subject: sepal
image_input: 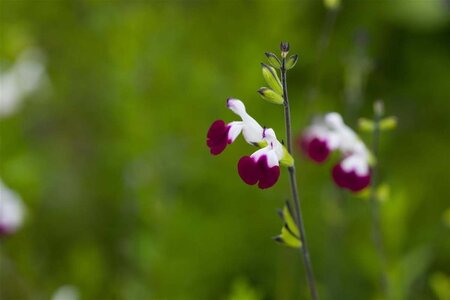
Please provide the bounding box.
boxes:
[265,52,281,69]
[257,87,284,105]
[279,146,294,167]
[274,201,301,248]
[285,54,298,70]
[261,63,283,95]
[379,116,398,130]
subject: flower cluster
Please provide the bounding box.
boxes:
[299,112,372,192]
[207,99,293,189]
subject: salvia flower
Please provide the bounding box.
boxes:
[0,180,25,236]
[207,99,293,189]
[299,112,372,192]
[237,128,284,189]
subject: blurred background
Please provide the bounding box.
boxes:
[1,0,449,299]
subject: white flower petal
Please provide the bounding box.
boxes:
[341,154,369,176]
[227,121,243,143]
[227,99,264,144]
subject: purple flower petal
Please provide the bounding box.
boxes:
[299,135,331,163]
[257,155,280,189]
[332,163,371,192]
[207,120,230,155]
[238,156,259,185]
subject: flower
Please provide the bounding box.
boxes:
[0,180,25,236]
[332,152,371,192]
[237,128,283,189]
[207,99,292,189]
[207,99,264,155]
[299,112,371,192]
[299,117,339,163]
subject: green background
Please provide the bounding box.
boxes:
[1,0,449,299]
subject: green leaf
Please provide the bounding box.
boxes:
[264,52,281,69]
[261,63,283,95]
[257,87,284,105]
[285,54,298,70]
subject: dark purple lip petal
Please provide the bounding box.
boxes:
[238,156,259,185]
[332,163,371,192]
[237,155,280,189]
[207,120,230,155]
[300,135,330,163]
[332,163,349,189]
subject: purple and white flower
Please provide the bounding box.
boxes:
[207,99,291,189]
[299,117,339,163]
[300,112,372,192]
[238,128,284,189]
[207,99,264,155]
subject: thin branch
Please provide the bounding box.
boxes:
[280,47,319,300]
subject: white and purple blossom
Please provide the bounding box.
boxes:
[299,117,339,163]
[237,128,284,189]
[207,99,264,155]
[207,99,291,189]
[299,112,371,192]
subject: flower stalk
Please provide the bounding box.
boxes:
[369,100,389,298]
[280,43,319,300]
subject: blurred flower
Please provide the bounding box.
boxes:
[299,117,339,163]
[207,99,292,189]
[0,179,25,235]
[0,48,47,118]
[299,112,371,192]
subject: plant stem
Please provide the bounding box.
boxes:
[369,103,389,298]
[281,57,319,300]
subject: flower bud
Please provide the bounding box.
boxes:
[280,42,290,58]
[265,52,281,69]
[324,0,340,10]
[261,63,283,95]
[358,118,374,132]
[257,87,284,105]
[379,116,398,130]
[374,100,385,117]
[285,54,298,70]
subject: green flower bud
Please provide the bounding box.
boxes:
[265,52,281,69]
[257,87,284,105]
[358,118,374,132]
[280,41,290,58]
[324,0,340,10]
[261,63,283,95]
[285,54,298,70]
[379,116,398,130]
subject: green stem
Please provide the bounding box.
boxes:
[369,104,389,298]
[281,57,319,300]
